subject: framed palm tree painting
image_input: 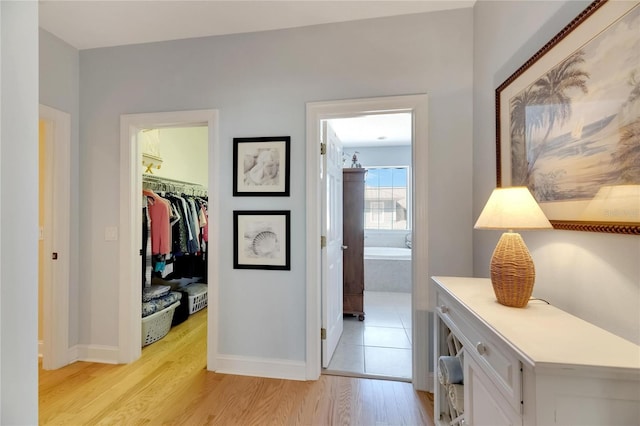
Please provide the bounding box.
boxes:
[496,0,640,235]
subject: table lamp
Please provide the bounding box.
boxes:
[475,187,552,308]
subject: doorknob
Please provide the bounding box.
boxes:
[341,245,348,250]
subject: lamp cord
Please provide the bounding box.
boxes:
[529,297,550,304]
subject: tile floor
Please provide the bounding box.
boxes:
[324,291,412,381]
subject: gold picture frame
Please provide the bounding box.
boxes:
[496,0,640,235]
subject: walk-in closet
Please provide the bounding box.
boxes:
[139,127,209,348]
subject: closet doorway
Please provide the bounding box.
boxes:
[305,95,431,390]
[141,127,208,352]
[38,104,71,370]
[119,110,219,367]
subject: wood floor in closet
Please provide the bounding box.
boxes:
[39,308,435,425]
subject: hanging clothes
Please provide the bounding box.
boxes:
[143,189,172,256]
[142,203,152,287]
[186,197,201,254]
[198,200,208,243]
[142,178,208,282]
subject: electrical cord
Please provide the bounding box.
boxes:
[529,297,550,304]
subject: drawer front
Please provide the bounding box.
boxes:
[436,289,522,413]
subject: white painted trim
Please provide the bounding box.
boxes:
[119,110,220,368]
[305,95,429,388]
[216,354,307,381]
[411,96,431,392]
[74,344,119,364]
[39,104,71,370]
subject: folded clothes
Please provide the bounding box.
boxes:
[438,355,464,385]
[142,291,181,317]
[142,284,171,302]
[182,283,208,296]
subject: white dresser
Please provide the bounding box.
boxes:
[432,276,640,426]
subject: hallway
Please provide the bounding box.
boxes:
[39,307,433,425]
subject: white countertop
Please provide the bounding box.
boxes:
[432,276,640,372]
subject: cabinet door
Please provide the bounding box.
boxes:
[464,353,521,426]
[342,169,365,315]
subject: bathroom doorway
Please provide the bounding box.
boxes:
[305,94,430,389]
[324,113,414,381]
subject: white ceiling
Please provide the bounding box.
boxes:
[329,113,412,148]
[38,0,473,148]
[39,0,474,50]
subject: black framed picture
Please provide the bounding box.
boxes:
[233,210,291,270]
[233,136,290,196]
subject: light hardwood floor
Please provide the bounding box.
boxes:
[39,308,434,425]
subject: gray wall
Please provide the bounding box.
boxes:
[1,2,39,423]
[473,1,640,344]
[77,9,474,361]
[353,145,411,168]
[39,29,81,347]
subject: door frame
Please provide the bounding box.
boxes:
[305,94,430,389]
[39,104,71,370]
[119,109,219,366]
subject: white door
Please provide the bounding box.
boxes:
[39,105,71,370]
[321,121,344,368]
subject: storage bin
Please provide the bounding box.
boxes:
[185,284,208,314]
[141,301,180,347]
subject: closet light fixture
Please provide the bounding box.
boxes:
[141,129,163,174]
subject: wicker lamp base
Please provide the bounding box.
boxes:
[490,232,535,308]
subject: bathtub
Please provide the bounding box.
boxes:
[364,246,412,292]
[364,246,412,261]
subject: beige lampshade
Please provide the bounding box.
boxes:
[475,187,552,230]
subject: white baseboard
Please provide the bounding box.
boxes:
[214,354,307,381]
[74,344,120,364]
[40,344,127,368]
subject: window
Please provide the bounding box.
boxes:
[364,167,410,230]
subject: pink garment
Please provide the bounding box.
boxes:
[199,202,208,243]
[143,189,172,255]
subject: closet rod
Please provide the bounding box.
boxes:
[142,175,206,187]
[143,175,208,197]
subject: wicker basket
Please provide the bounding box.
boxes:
[142,301,180,346]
